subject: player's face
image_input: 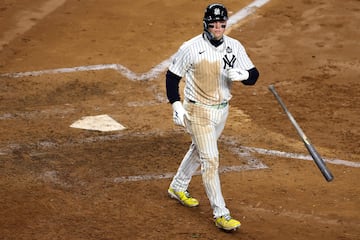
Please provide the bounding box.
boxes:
[208,21,227,40]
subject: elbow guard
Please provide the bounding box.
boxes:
[166,70,182,104]
[242,67,259,85]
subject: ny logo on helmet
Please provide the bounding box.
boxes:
[214,8,221,15]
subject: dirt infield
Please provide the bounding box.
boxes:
[1,0,359,239]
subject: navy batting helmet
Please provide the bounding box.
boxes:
[203,3,228,29]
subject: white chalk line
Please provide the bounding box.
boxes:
[0,0,271,80]
[112,134,269,183]
[112,164,267,184]
[0,107,77,120]
[243,146,360,168]
[0,130,358,169]
[1,130,358,177]
[0,129,268,181]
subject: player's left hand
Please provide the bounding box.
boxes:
[172,101,188,127]
[228,68,249,81]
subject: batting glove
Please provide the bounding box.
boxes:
[172,101,188,127]
[228,68,249,81]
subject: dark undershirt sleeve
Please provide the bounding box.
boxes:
[242,67,259,85]
[166,70,182,104]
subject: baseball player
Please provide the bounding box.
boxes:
[166,3,259,231]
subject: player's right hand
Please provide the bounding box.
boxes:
[228,68,249,81]
[172,101,188,127]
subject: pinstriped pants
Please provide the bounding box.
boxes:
[169,100,230,218]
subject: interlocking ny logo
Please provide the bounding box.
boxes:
[223,55,236,69]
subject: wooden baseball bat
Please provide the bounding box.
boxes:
[268,85,334,182]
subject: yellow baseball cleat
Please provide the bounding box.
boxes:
[168,188,199,207]
[215,215,241,231]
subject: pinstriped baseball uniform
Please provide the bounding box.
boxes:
[169,33,255,218]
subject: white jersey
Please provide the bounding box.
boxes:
[169,33,255,105]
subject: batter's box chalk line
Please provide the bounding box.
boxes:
[112,162,268,184]
[112,136,269,184]
[0,0,271,80]
[110,135,359,184]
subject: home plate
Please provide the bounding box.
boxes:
[70,114,126,132]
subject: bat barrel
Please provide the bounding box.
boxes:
[305,143,334,182]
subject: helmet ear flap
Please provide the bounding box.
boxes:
[203,20,208,30]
